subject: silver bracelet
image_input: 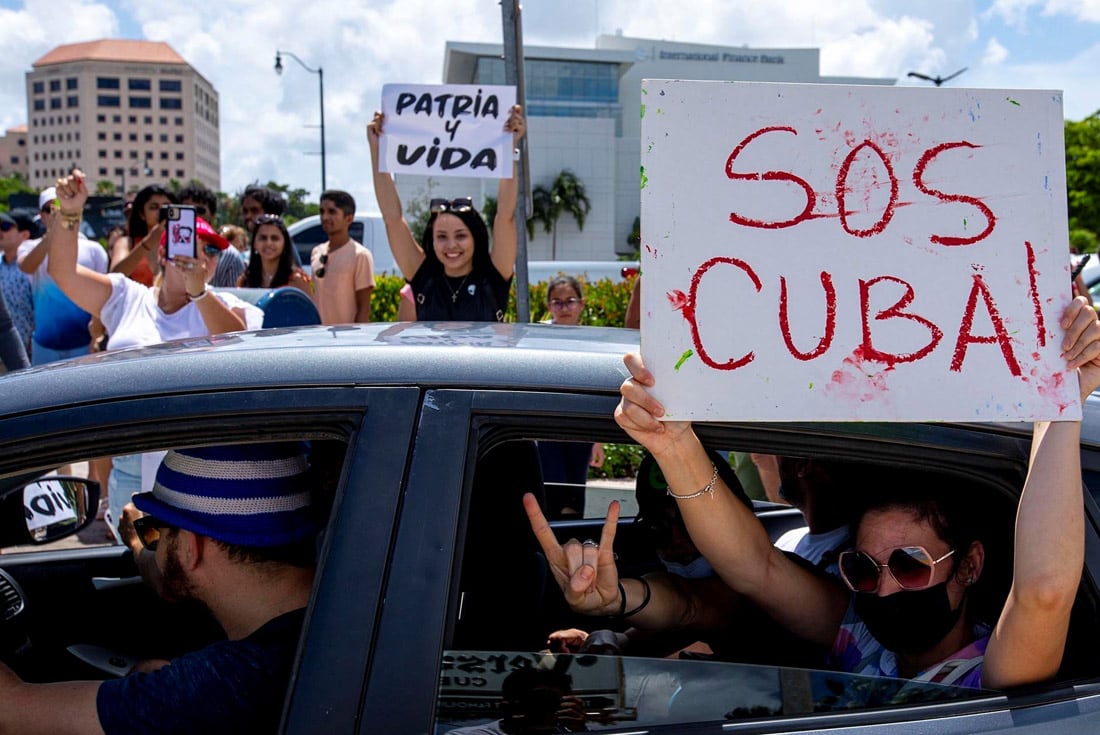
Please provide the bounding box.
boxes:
[188,289,209,302]
[667,463,718,500]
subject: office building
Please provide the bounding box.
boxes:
[0,125,28,179]
[418,34,894,260]
[25,39,219,193]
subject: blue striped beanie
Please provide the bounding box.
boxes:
[133,442,316,547]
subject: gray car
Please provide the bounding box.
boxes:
[1,322,1099,732]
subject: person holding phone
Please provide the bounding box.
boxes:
[367,106,525,322]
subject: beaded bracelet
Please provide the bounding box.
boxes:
[667,463,718,500]
[616,577,652,618]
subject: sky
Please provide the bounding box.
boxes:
[1,0,1098,209]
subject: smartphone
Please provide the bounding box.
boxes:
[161,204,197,261]
[1071,254,1091,282]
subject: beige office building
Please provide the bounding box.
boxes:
[25,39,219,193]
[0,125,28,179]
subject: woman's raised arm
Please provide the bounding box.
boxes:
[367,111,425,281]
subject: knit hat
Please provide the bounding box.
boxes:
[133,442,316,547]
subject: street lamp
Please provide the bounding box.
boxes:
[275,50,326,194]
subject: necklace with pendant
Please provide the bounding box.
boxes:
[446,274,470,303]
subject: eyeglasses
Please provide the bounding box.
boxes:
[430,197,474,214]
[0,222,13,232]
[315,253,328,278]
[549,297,583,310]
[838,546,956,593]
[132,515,176,552]
[255,214,284,226]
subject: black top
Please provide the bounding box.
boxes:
[410,262,512,322]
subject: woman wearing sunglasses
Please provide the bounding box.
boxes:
[367,106,526,322]
[526,296,1100,690]
[238,215,311,294]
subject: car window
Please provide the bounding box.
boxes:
[436,435,1007,732]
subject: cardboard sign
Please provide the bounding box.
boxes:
[24,479,78,531]
[640,80,1076,422]
[380,84,516,179]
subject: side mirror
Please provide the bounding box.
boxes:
[0,477,100,547]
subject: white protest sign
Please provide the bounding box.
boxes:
[380,84,516,179]
[641,80,1075,422]
[23,479,79,531]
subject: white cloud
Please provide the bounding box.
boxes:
[983,37,1010,64]
[1043,0,1100,21]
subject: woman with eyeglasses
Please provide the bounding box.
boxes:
[110,184,175,287]
[367,106,526,322]
[526,295,1100,690]
[237,215,310,294]
[544,275,586,326]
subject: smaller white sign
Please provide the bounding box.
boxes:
[380,84,516,179]
[24,480,78,531]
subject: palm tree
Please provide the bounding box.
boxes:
[527,170,591,259]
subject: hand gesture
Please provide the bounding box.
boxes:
[614,352,694,458]
[523,493,621,615]
[366,111,384,162]
[1061,296,1100,400]
[504,104,526,142]
[171,254,209,296]
[547,628,589,653]
[140,221,165,253]
[55,169,89,215]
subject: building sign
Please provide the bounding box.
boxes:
[379,83,516,179]
[640,79,1074,421]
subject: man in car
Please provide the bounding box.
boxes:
[310,190,375,324]
[0,441,319,734]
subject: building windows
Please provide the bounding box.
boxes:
[33,100,45,111]
[97,95,121,107]
[160,169,169,178]
[66,78,78,90]
[160,98,183,110]
[112,115,121,123]
[129,96,152,109]
[175,135,184,143]
[96,77,120,90]
[50,98,61,110]
[98,132,106,141]
[97,114,106,123]
[160,152,169,160]
[159,134,168,143]
[159,117,168,125]
[175,152,184,160]
[98,167,107,176]
[112,133,122,141]
[128,116,137,124]
[49,80,61,92]
[128,133,137,142]
[32,81,44,94]
[129,151,138,159]
[113,150,122,159]
[159,79,182,92]
[129,78,151,91]
[175,169,185,178]
[67,96,79,107]
[174,117,183,126]
[98,150,107,159]
[144,133,153,142]
[144,116,152,124]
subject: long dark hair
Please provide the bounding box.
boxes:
[244,216,296,288]
[128,185,175,240]
[420,206,492,275]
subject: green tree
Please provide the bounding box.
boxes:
[263,181,319,223]
[0,173,34,211]
[1066,112,1100,241]
[527,170,591,259]
[95,180,117,196]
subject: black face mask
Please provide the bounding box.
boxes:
[854,581,964,655]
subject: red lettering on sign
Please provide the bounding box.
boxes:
[912,141,996,246]
[836,140,899,238]
[950,275,1022,376]
[686,257,762,370]
[780,272,837,360]
[1025,240,1047,347]
[726,126,817,229]
[859,276,944,366]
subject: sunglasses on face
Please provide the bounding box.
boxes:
[838,546,956,593]
[132,515,176,551]
[430,197,474,214]
[549,297,582,310]
[315,253,328,278]
[40,205,54,216]
[255,214,284,226]
[0,222,13,232]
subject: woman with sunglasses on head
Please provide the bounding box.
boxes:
[367,106,526,322]
[110,184,176,286]
[237,215,310,294]
[46,171,263,538]
[526,295,1100,690]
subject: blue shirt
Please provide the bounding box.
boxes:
[0,255,33,350]
[96,607,305,735]
[18,236,108,350]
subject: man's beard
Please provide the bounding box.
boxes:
[160,533,208,616]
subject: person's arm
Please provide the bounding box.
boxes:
[17,234,50,275]
[984,297,1100,688]
[110,224,163,277]
[490,105,526,280]
[367,111,426,281]
[45,173,113,316]
[0,665,104,735]
[624,277,641,329]
[615,353,848,646]
[287,269,312,294]
[173,256,246,334]
[118,503,163,595]
[354,287,373,323]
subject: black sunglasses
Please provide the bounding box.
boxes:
[315,253,328,278]
[132,515,176,551]
[0,222,13,232]
[430,197,474,214]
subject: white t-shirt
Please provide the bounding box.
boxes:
[775,524,850,569]
[100,273,262,350]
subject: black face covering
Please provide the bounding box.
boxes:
[854,582,964,655]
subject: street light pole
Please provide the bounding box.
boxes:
[275,50,327,194]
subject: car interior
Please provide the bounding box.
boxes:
[438,427,1100,732]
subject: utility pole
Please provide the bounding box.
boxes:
[501,0,531,323]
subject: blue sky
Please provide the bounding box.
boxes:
[0,0,1097,205]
